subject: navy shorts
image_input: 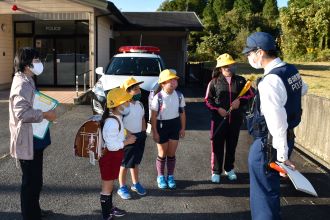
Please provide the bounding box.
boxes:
[121,131,147,168]
[157,117,181,144]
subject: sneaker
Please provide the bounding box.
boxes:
[131,182,146,196]
[157,175,167,189]
[117,185,131,200]
[225,169,237,180]
[211,174,220,183]
[167,175,176,189]
[111,207,126,217]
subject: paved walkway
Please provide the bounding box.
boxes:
[0,87,85,104]
[0,85,329,220]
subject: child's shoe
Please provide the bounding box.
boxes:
[157,175,167,189]
[225,169,237,180]
[117,185,131,200]
[111,207,126,217]
[167,175,176,189]
[211,174,220,183]
[131,182,146,196]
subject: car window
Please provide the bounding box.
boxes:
[105,57,162,76]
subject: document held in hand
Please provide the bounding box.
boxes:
[32,91,59,139]
[276,162,318,197]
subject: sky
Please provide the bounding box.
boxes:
[109,0,289,12]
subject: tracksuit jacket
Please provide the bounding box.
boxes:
[205,74,253,123]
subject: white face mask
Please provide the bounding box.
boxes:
[30,62,44,75]
[248,51,263,69]
[118,105,130,116]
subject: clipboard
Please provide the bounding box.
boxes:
[32,91,59,139]
[276,162,318,197]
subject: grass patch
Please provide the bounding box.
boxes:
[233,62,330,99]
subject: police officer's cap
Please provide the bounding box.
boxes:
[242,32,276,54]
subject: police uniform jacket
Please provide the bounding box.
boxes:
[259,58,308,162]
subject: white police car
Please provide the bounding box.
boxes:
[91,46,165,116]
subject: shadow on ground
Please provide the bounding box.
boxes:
[2,204,329,220]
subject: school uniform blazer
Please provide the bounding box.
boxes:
[9,72,44,160]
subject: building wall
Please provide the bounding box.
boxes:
[0,0,92,14]
[97,16,111,69]
[0,0,97,88]
[0,14,14,90]
[115,31,188,83]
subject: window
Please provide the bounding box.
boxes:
[15,22,33,34]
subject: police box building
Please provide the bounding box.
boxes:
[0,0,203,90]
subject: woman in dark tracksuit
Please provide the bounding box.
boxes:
[205,53,253,183]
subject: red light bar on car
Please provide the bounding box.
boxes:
[118,46,160,54]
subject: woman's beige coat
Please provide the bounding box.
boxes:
[9,72,43,160]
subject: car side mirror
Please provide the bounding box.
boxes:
[95,67,104,75]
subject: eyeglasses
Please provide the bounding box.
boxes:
[246,49,261,57]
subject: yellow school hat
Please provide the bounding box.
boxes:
[216,53,236,68]
[107,87,132,108]
[121,76,144,91]
[158,69,179,84]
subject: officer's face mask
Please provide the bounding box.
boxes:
[248,50,263,69]
[118,104,130,116]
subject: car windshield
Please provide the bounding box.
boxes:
[105,57,162,76]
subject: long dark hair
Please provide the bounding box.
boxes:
[14,47,40,73]
[212,68,221,79]
[100,107,110,130]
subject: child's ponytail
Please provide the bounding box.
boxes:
[100,107,110,130]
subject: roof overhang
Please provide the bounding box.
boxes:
[115,12,204,32]
[71,0,129,24]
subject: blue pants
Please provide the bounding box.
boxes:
[248,138,281,220]
[287,137,294,159]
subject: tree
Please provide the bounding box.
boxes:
[233,0,254,13]
[263,0,279,19]
[212,0,233,21]
[288,0,312,8]
[158,0,207,17]
[280,0,330,61]
[251,0,266,13]
[187,0,207,17]
[262,0,279,32]
[202,0,219,32]
[158,0,178,11]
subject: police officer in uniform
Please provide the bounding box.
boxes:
[243,32,308,220]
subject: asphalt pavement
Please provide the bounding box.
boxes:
[0,85,329,220]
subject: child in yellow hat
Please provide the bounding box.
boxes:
[150,69,186,189]
[205,53,254,183]
[117,77,147,199]
[98,87,136,220]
